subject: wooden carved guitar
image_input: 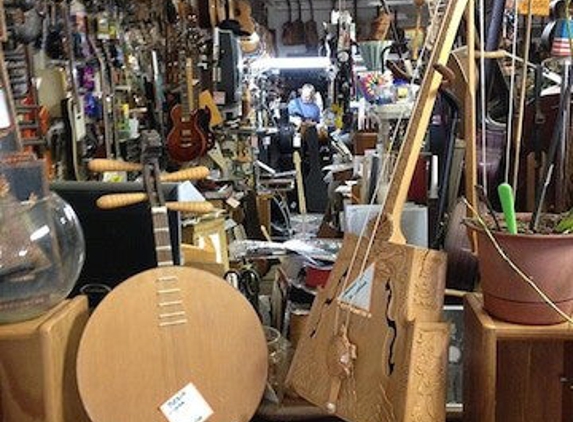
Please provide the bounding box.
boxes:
[77,132,267,422]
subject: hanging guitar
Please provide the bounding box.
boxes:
[291,0,305,45]
[282,0,294,46]
[60,0,88,180]
[304,0,319,51]
[76,131,267,422]
[167,4,213,163]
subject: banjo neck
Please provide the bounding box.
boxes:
[151,206,188,327]
[151,206,174,267]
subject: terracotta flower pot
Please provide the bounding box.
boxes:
[467,222,573,325]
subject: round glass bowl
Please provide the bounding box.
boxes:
[0,193,85,323]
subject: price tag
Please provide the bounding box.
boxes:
[518,0,550,16]
[160,383,213,422]
[226,196,241,209]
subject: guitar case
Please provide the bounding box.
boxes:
[301,126,328,213]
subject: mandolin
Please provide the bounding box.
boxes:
[76,132,268,422]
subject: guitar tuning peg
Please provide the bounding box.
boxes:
[160,166,210,182]
[96,193,148,209]
[88,159,142,173]
[165,201,214,214]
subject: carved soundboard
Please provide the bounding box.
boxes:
[287,235,448,422]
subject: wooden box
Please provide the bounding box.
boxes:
[464,293,573,422]
[182,216,229,271]
[0,296,90,422]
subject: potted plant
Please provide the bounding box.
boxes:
[465,182,573,325]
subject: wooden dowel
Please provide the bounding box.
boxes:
[88,159,142,173]
[165,201,214,214]
[160,166,210,182]
[96,193,147,209]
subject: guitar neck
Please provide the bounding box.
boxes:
[187,58,196,111]
[151,206,174,267]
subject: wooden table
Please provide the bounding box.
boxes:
[464,293,573,422]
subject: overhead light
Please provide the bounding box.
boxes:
[251,57,331,71]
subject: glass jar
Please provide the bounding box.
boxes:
[264,325,290,403]
[0,193,85,323]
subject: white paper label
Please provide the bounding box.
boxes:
[339,264,375,312]
[160,383,213,422]
[226,196,241,209]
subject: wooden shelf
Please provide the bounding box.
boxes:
[464,294,573,422]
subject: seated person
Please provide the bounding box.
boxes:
[288,84,322,126]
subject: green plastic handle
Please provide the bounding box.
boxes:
[498,183,517,234]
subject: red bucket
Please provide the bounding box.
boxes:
[304,265,332,288]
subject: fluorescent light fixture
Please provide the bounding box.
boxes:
[251,56,331,71]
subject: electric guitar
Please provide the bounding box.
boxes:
[166,5,213,162]
[76,132,268,422]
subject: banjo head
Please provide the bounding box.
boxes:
[77,266,267,422]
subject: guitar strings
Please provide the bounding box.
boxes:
[504,0,519,184]
[479,0,487,193]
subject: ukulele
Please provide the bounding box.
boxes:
[167,6,213,162]
[77,132,268,422]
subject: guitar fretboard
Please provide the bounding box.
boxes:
[152,207,174,267]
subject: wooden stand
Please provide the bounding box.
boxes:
[464,293,573,422]
[0,296,90,422]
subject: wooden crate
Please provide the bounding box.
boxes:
[182,216,229,271]
[0,296,90,422]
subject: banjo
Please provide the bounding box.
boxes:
[76,131,267,422]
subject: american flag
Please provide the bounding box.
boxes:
[552,19,573,57]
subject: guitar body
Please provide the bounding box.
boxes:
[167,104,212,162]
[77,266,267,422]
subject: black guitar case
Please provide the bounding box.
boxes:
[302,126,328,213]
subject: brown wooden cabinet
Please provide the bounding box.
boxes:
[464,294,573,422]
